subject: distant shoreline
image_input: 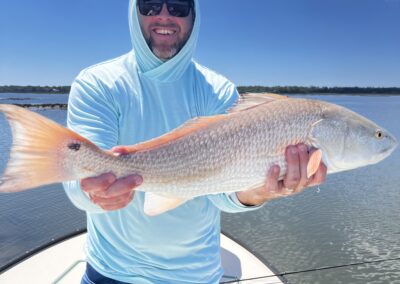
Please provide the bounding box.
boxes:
[6,103,68,110]
[237,86,400,95]
[1,85,400,95]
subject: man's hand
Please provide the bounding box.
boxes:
[81,173,142,211]
[81,147,143,211]
[236,144,327,206]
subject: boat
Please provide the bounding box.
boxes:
[0,231,284,283]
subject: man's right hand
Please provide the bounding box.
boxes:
[81,173,143,211]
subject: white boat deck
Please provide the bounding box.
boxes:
[0,233,283,284]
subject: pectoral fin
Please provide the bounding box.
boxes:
[144,193,189,216]
[307,149,323,178]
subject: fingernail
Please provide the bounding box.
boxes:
[103,173,115,184]
[299,144,307,152]
[133,175,143,185]
[291,147,297,154]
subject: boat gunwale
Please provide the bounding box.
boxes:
[0,227,87,274]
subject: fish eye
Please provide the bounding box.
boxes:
[68,143,81,151]
[375,130,383,140]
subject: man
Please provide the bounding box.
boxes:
[64,0,327,283]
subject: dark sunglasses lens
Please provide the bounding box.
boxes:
[167,1,191,17]
[138,0,192,17]
[138,0,163,16]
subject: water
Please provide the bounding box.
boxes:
[0,94,399,283]
[0,92,68,105]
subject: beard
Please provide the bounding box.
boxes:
[147,38,182,61]
[145,23,192,61]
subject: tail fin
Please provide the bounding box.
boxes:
[0,104,94,192]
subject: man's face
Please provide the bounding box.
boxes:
[138,2,194,61]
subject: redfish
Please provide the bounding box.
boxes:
[0,94,397,215]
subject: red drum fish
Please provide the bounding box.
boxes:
[0,94,397,215]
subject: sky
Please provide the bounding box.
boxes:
[0,0,399,87]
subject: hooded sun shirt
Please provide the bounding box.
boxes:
[63,0,260,283]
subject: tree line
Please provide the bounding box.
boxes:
[0,85,70,94]
[237,86,400,95]
[1,85,399,95]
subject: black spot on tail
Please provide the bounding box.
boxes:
[68,143,81,151]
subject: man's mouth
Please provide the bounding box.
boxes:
[153,28,176,35]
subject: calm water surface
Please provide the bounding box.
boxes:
[0,92,68,105]
[0,94,399,283]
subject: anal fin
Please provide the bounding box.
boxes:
[144,193,189,216]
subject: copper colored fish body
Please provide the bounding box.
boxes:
[0,95,397,215]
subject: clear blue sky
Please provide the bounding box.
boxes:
[1,0,399,87]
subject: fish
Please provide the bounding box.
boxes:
[0,94,397,216]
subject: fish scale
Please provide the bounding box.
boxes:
[83,99,325,198]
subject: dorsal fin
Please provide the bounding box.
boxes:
[112,114,228,154]
[228,92,288,113]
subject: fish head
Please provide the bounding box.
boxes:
[311,102,398,173]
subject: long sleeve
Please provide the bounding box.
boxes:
[62,74,119,214]
[207,193,262,213]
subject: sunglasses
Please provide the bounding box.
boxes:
[138,0,193,18]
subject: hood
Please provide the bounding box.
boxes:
[128,0,200,82]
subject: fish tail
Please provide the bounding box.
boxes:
[0,104,96,192]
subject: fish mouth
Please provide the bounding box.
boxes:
[378,135,398,161]
[388,134,398,152]
[393,136,398,150]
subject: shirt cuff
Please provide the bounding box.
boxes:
[228,192,263,209]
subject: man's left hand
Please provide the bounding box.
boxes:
[236,144,327,206]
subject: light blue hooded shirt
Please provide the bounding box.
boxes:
[63,0,259,283]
